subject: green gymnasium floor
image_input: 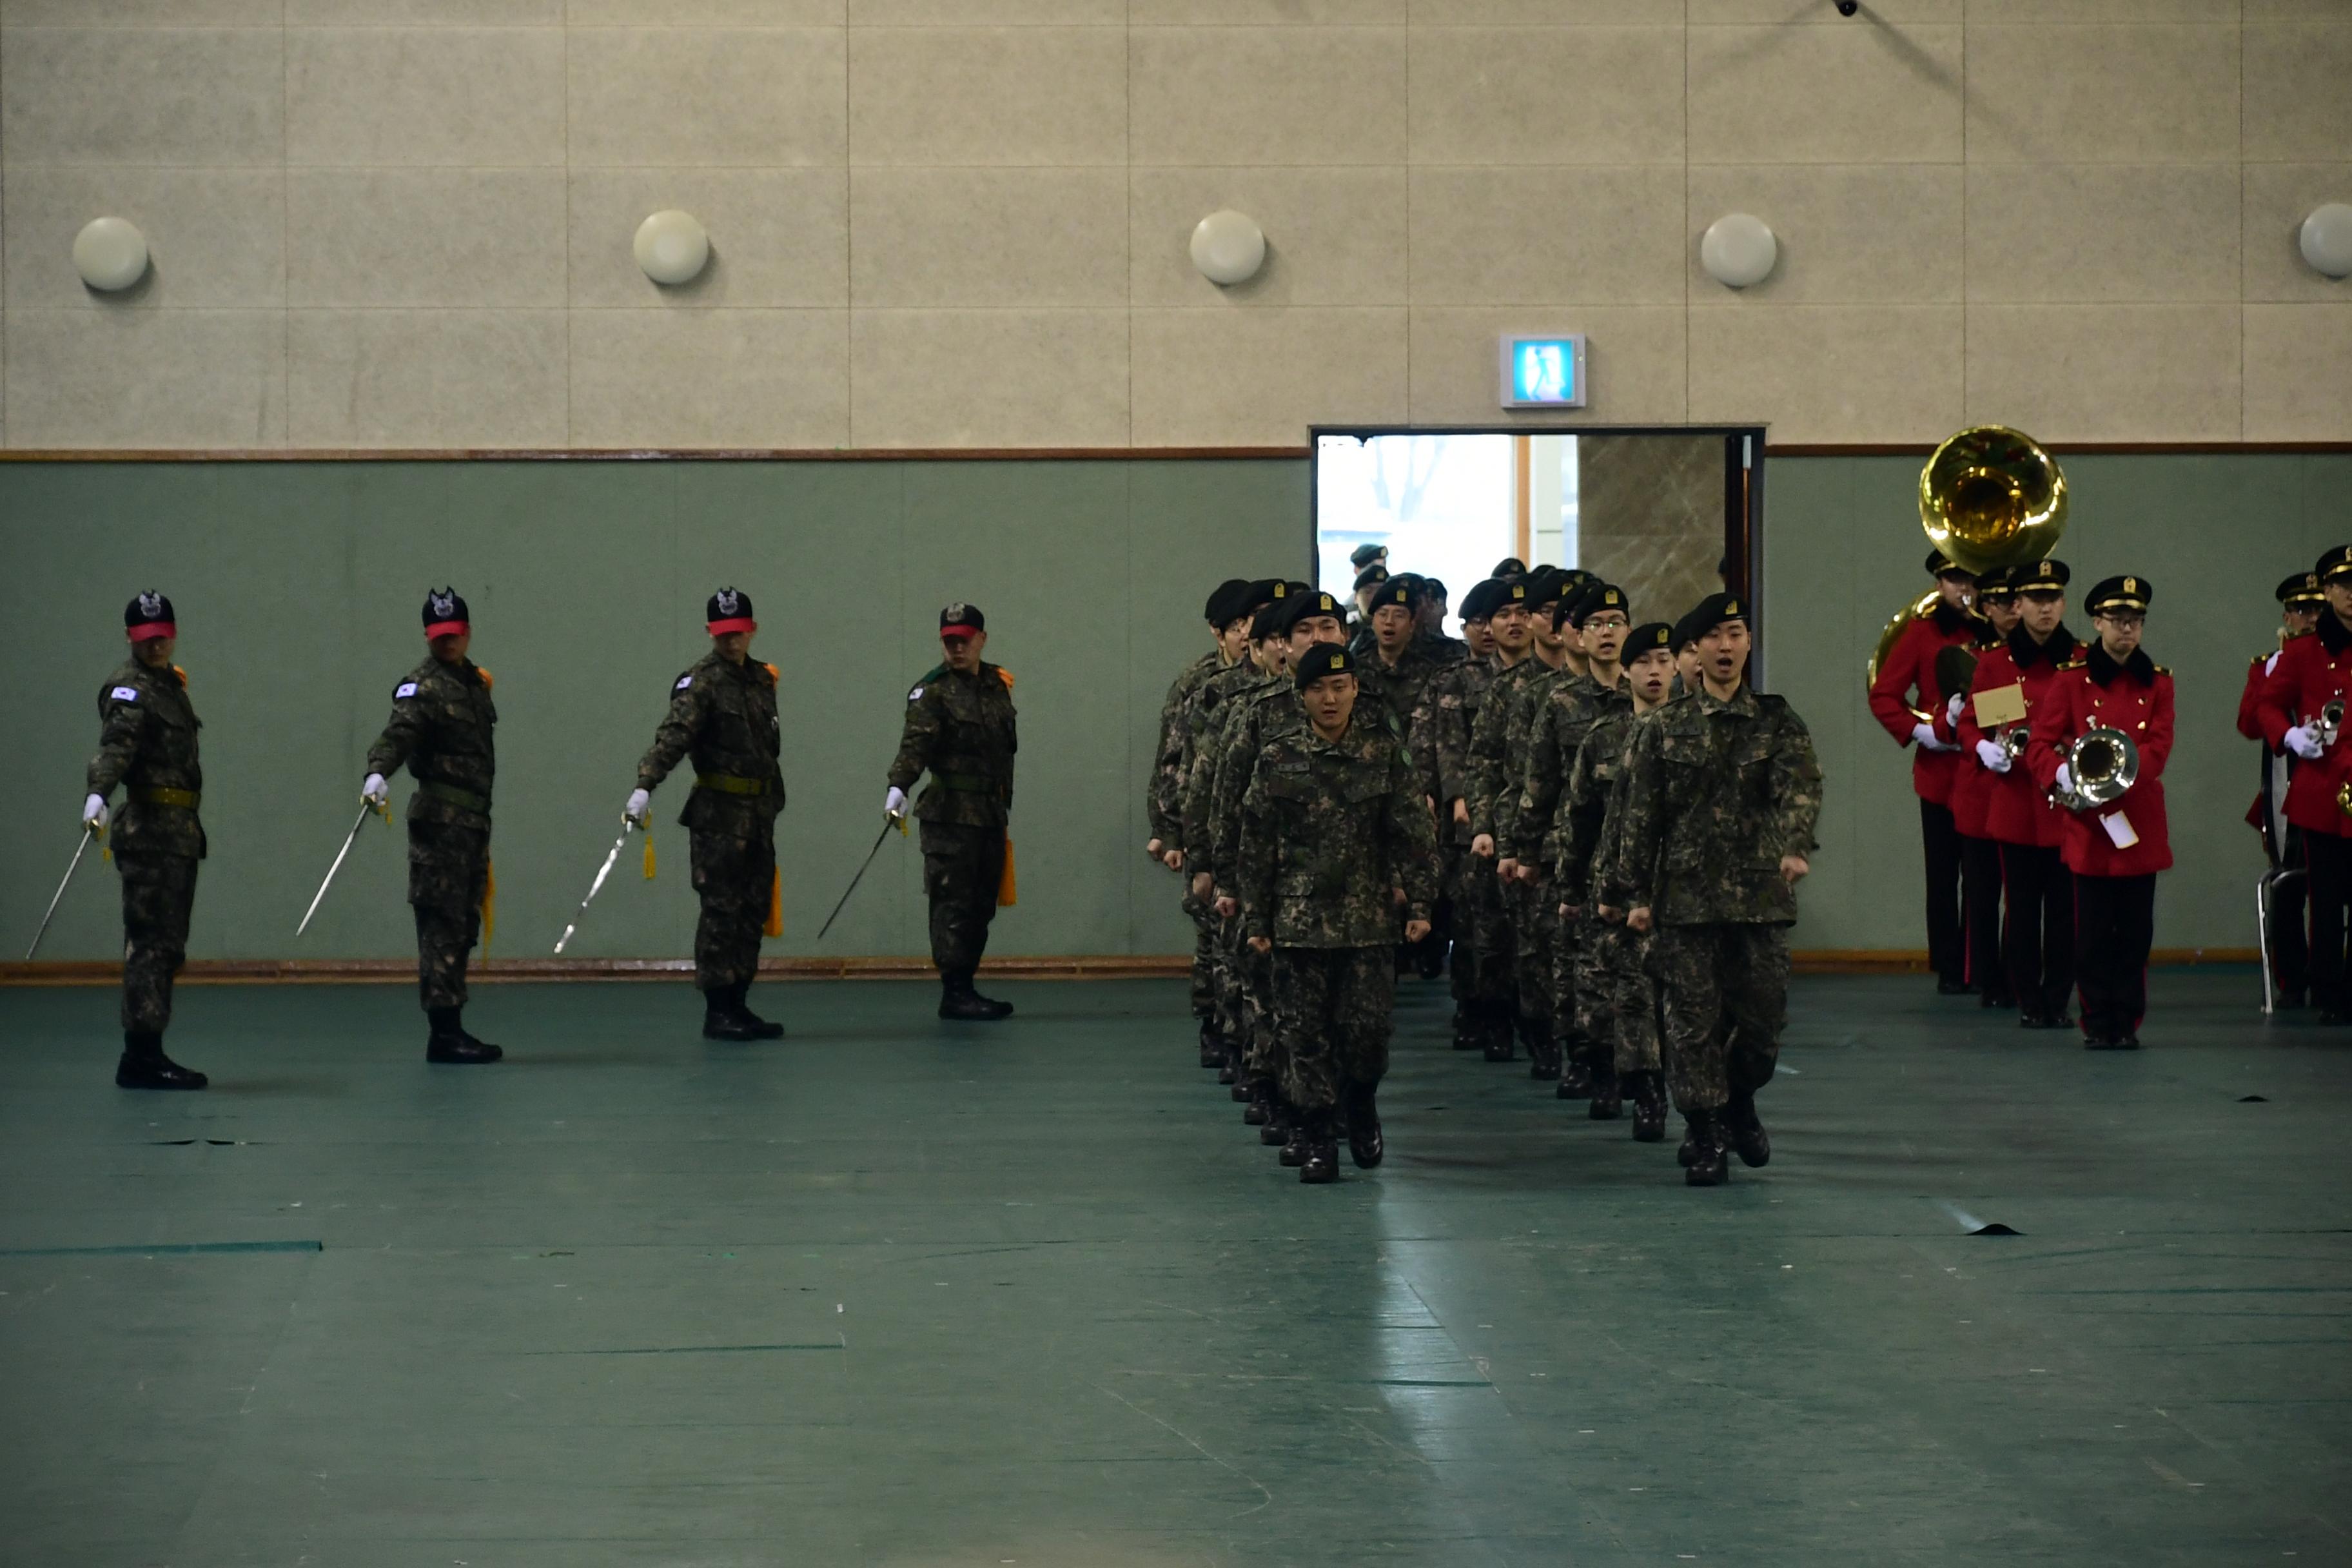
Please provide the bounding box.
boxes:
[2,970,2347,1567]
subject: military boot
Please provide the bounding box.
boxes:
[1260,1090,1292,1148]
[1344,1081,1385,1169]
[1451,1004,1481,1050]
[1627,1070,1667,1142]
[1242,1076,1270,1126]
[1481,1008,1518,1063]
[115,1030,207,1090]
[1724,1090,1770,1166]
[1298,1111,1340,1184]
[702,985,782,1043]
[1586,1059,1623,1121]
[1683,1110,1729,1187]
[429,1006,504,1063]
[1198,1019,1224,1070]
[1278,1109,1311,1166]
[938,970,1013,1021]
[1555,1052,1594,1099]
[1525,1019,1562,1081]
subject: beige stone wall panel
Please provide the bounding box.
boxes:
[2244,305,2352,442]
[6,309,284,447]
[288,308,567,446]
[1689,304,1963,445]
[1,28,284,166]
[287,169,568,308]
[1687,24,1962,166]
[1683,165,1961,305]
[850,167,1128,308]
[286,28,564,166]
[1132,26,1405,166]
[3,168,286,309]
[1964,24,2239,166]
[1129,166,1408,308]
[850,27,1126,166]
[568,28,848,168]
[1410,165,1683,306]
[1132,307,1405,446]
[2243,24,2352,165]
[567,168,849,307]
[569,308,850,447]
[1964,164,2241,304]
[1965,303,2243,444]
[1409,26,1681,166]
[850,308,1130,447]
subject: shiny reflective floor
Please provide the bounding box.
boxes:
[2,970,2346,1566]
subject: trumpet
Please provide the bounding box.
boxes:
[2312,699,2346,749]
[2051,727,2140,812]
[1999,725,2030,761]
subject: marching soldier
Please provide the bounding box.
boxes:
[2240,571,2324,1007]
[887,602,1020,1021]
[1462,576,1542,1057]
[85,592,209,1090]
[1348,562,1389,640]
[1363,577,1450,736]
[627,587,788,1042]
[1554,619,1679,1142]
[1936,565,2020,1010]
[2259,547,2352,1025]
[1416,578,1469,665]
[2028,576,2172,1049]
[1411,578,1507,1052]
[1239,643,1439,1184]
[1867,551,1981,995]
[1616,593,1822,1188]
[362,588,501,1064]
[1477,567,1574,1070]
[1152,578,1253,1061]
[1957,559,2079,1028]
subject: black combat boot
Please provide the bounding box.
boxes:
[1217,1038,1240,1086]
[1627,1070,1667,1142]
[1242,1076,1271,1126]
[1683,1110,1729,1187]
[1586,1059,1622,1121]
[428,1005,502,1063]
[937,969,1013,1021]
[115,1030,207,1090]
[1482,1008,1518,1063]
[1344,1081,1384,1169]
[1260,1088,1292,1147]
[1525,1019,1562,1081]
[1555,1052,1594,1099]
[1278,1108,1310,1166]
[702,985,782,1043]
[1298,1111,1340,1184]
[1198,1019,1224,1069]
[1451,1004,1481,1050]
[1724,1090,1770,1166]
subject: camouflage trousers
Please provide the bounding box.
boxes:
[1183,889,1218,1021]
[1554,911,1615,1071]
[117,852,198,1034]
[1600,920,1662,1074]
[691,822,776,994]
[409,818,489,1010]
[1237,936,1278,1081]
[1272,945,1394,1112]
[1650,923,1788,1112]
[919,821,1002,977]
[1509,879,1558,1028]
[1455,852,1516,1015]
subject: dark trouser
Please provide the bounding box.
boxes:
[2268,825,2309,996]
[2074,873,2157,1041]
[1512,880,1556,1031]
[1651,923,1787,1113]
[919,820,1003,979]
[2304,831,2352,1011]
[117,852,199,1034]
[1240,938,1279,1082]
[689,823,776,994]
[1272,946,1394,1112]
[1184,891,1218,1022]
[1608,923,1662,1074]
[1920,799,1965,986]
[1960,833,2010,999]
[409,817,489,1011]
[1999,842,2074,1017]
[1464,858,1517,1022]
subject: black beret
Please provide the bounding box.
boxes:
[1352,563,1390,592]
[2014,558,2070,594]
[2280,571,2325,606]
[423,587,470,636]
[124,590,175,636]
[2084,574,2151,615]
[1280,588,1347,634]
[1492,578,1534,614]
[1492,556,1528,578]
[2318,545,2352,585]
[1422,576,1448,600]
[1294,642,1357,689]
[1926,550,1976,579]
[1349,543,1389,570]
[1671,607,1712,649]
[1625,620,1675,656]
[1567,583,1630,629]
[1205,577,1251,623]
[1242,577,1283,610]
[1371,578,1418,613]
[1250,600,1291,640]
[1525,566,1573,607]
[1458,579,1507,620]
[939,600,985,635]
[707,586,756,629]
[1687,591,1748,636]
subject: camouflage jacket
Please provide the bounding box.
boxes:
[1176,662,1273,863]
[1148,649,1225,844]
[1238,711,1441,948]
[1469,657,1567,849]
[1554,700,1644,903]
[1613,685,1823,926]
[1362,637,1451,743]
[88,658,204,858]
[888,662,1017,828]
[638,649,787,834]
[1410,655,1495,845]
[1420,629,1471,666]
[1206,676,1306,893]
[366,656,496,831]
[1519,673,1628,868]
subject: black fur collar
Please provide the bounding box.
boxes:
[2009,623,2077,669]
[2086,640,2155,686]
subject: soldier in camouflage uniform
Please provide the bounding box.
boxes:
[1150,579,1251,1063]
[1473,567,1575,1070]
[1616,593,1823,1187]
[1520,583,1634,1106]
[1461,576,1542,1057]
[1239,643,1440,1184]
[628,587,789,1042]
[83,592,209,1090]
[1360,575,1453,977]
[887,602,1019,1021]
[362,589,502,1064]
[1415,577,1471,666]
[1554,620,1680,1142]
[1410,578,1505,1051]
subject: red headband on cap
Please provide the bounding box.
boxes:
[424,618,469,639]
[127,621,176,643]
[707,616,756,636]
[940,622,981,639]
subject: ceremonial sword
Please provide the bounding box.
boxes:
[295,801,385,937]
[553,819,640,955]
[816,815,904,943]
[23,826,99,961]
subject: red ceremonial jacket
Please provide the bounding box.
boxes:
[2026,644,2173,878]
[1957,626,2078,849]
[2258,615,2352,838]
[1932,634,2002,838]
[1868,602,1979,808]
[2239,645,2289,831]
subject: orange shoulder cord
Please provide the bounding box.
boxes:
[477,667,493,689]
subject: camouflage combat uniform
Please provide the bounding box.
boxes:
[1613,685,1823,1113]
[1522,672,1630,1076]
[888,660,1017,982]
[1469,656,1565,1052]
[1184,662,1286,1064]
[1150,648,1228,1023]
[1411,652,1496,1033]
[1237,710,1440,1112]
[88,659,205,1034]
[367,657,496,1011]
[1553,696,1658,1077]
[638,651,786,994]
[1362,636,1451,742]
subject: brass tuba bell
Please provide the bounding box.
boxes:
[2052,727,2140,812]
[1919,425,2069,576]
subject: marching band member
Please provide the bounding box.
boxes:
[2240,571,2324,1008]
[1938,565,2019,1009]
[2259,547,2352,1025]
[1867,551,1981,995]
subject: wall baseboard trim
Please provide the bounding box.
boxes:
[1,949,2257,986]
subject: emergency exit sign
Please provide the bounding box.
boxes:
[1500,335,1587,409]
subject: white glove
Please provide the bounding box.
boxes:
[885,785,908,819]
[1945,693,1965,726]
[82,792,108,831]
[625,787,651,825]
[362,772,389,808]
[2054,764,2073,796]
[1911,721,1954,753]
[1975,738,2012,774]
[2286,725,2325,761]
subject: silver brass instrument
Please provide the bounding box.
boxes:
[1999,725,2030,761]
[2315,698,2344,749]
[2051,726,2140,812]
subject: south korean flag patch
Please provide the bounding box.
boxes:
[394,681,420,700]
[674,674,694,692]
[908,685,924,703]
[110,685,140,702]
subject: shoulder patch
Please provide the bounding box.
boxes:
[394,681,420,700]
[109,685,139,702]
[908,685,925,703]
[997,666,1014,689]
[674,674,694,692]
[762,662,779,683]
[476,668,493,690]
